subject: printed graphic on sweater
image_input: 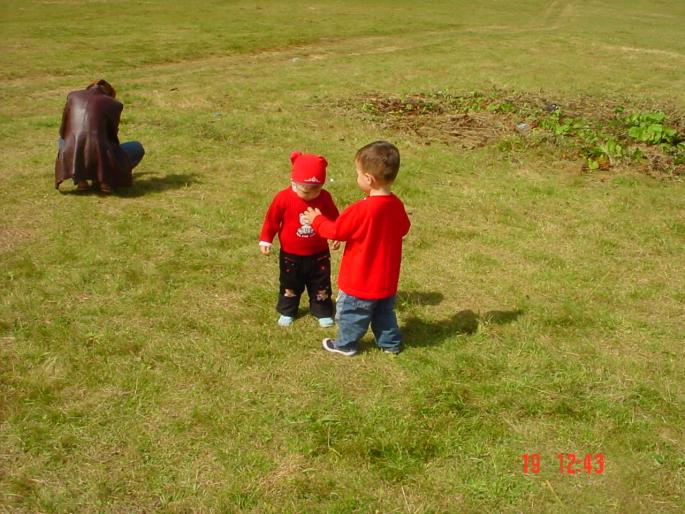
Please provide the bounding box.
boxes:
[296,212,315,238]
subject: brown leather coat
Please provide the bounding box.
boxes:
[54,86,132,188]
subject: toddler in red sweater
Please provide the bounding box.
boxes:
[259,152,340,327]
[303,141,410,355]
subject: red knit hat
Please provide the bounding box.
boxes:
[291,151,327,185]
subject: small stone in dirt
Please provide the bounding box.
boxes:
[515,122,530,135]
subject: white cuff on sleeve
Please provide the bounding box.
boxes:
[259,241,273,248]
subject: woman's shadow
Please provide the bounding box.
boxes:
[397,290,523,348]
[58,171,201,197]
[118,172,202,197]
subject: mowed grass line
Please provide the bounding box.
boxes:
[2,0,685,512]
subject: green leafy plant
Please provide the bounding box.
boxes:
[585,139,624,170]
[486,101,516,113]
[625,111,681,145]
[539,110,589,137]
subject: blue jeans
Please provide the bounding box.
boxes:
[333,290,402,353]
[120,141,145,168]
[58,139,144,169]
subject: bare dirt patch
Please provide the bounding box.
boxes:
[339,90,685,177]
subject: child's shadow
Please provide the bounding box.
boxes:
[403,308,523,348]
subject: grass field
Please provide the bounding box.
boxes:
[1,1,685,512]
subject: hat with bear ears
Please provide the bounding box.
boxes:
[291,151,327,185]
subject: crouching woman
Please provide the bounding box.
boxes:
[55,79,144,194]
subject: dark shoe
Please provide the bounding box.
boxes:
[322,338,357,356]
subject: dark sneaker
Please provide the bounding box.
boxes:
[322,338,357,356]
[381,348,400,356]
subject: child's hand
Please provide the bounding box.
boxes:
[303,207,322,225]
[259,244,271,255]
[330,240,341,250]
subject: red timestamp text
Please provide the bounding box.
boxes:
[522,453,605,474]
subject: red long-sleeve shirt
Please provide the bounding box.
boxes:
[259,187,339,255]
[312,194,410,299]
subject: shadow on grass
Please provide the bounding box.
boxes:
[118,172,202,197]
[57,172,202,197]
[403,309,523,348]
[396,290,444,309]
[481,309,524,324]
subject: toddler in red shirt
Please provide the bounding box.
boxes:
[259,152,340,327]
[303,141,410,355]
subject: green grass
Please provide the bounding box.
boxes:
[2,1,685,512]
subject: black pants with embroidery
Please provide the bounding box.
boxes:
[277,250,333,318]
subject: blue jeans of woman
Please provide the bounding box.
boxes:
[120,141,145,168]
[334,290,402,353]
[58,139,145,169]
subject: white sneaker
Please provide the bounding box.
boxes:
[278,315,294,327]
[318,317,335,328]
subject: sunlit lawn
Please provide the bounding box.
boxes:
[1,1,684,512]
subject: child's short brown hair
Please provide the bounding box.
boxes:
[355,141,400,183]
